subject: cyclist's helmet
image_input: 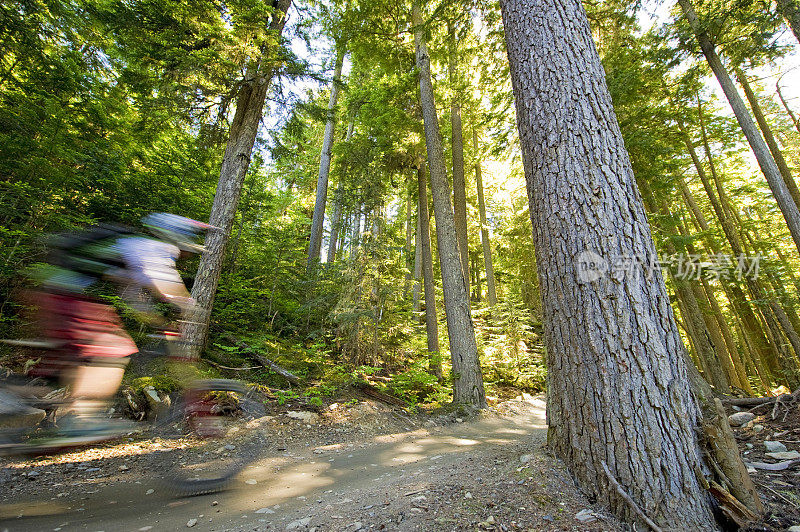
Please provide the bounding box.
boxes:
[142,213,213,253]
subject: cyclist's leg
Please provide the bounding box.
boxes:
[58,295,137,431]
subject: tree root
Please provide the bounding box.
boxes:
[600,460,663,532]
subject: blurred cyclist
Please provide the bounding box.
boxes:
[29,213,210,441]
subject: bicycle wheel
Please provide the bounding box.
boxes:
[150,379,267,496]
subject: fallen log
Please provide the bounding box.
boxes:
[355,382,407,407]
[220,334,300,385]
[723,388,799,408]
[206,360,263,372]
[723,396,777,407]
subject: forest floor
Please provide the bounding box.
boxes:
[729,400,800,531]
[0,391,621,532]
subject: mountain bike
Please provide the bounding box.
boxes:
[0,324,268,496]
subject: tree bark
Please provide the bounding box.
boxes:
[474,130,497,306]
[449,21,470,297]
[185,0,291,356]
[307,46,346,270]
[735,67,800,211]
[413,1,486,408]
[326,118,355,264]
[418,165,441,377]
[501,0,759,526]
[679,0,800,256]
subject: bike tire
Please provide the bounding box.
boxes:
[150,379,266,497]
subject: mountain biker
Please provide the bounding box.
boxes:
[28,213,211,441]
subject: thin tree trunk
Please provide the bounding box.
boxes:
[326,119,356,264]
[501,0,760,526]
[733,312,772,391]
[679,0,800,256]
[735,67,800,211]
[227,171,258,272]
[776,79,800,135]
[641,187,732,393]
[675,285,713,381]
[777,0,800,44]
[185,0,292,355]
[413,1,485,408]
[681,182,762,392]
[702,279,753,394]
[350,205,361,257]
[693,281,739,390]
[472,253,481,302]
[713,164,800,388]
[448,21,470,296]
[474,130,497,306]
[326,183,344,263]
[307,46,346,270]
[403,185,415,297]
[673,212,748,392]
[680,128,783,386]
[418,165,440,377]
[412,211,423,313]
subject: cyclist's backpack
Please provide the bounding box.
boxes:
[46,223,137,279]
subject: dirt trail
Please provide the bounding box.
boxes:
[0,396,618,531]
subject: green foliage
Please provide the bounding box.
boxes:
[383,361,440,405]
[275,389,300,405]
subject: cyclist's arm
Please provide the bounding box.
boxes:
[115,237,193,309]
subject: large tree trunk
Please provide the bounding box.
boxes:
[413,2,486,408]
[501,0,760,527]
[735,67,800,211]
[327,118,355,264]
[448,22,470,296]
[777,0,800,45]
[474,130,497,306]
[679,0,800,256]
[307,46,346,270]
[418,165,441,377]
[185,0,291,355]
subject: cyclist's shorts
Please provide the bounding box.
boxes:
[38,292,138,360]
